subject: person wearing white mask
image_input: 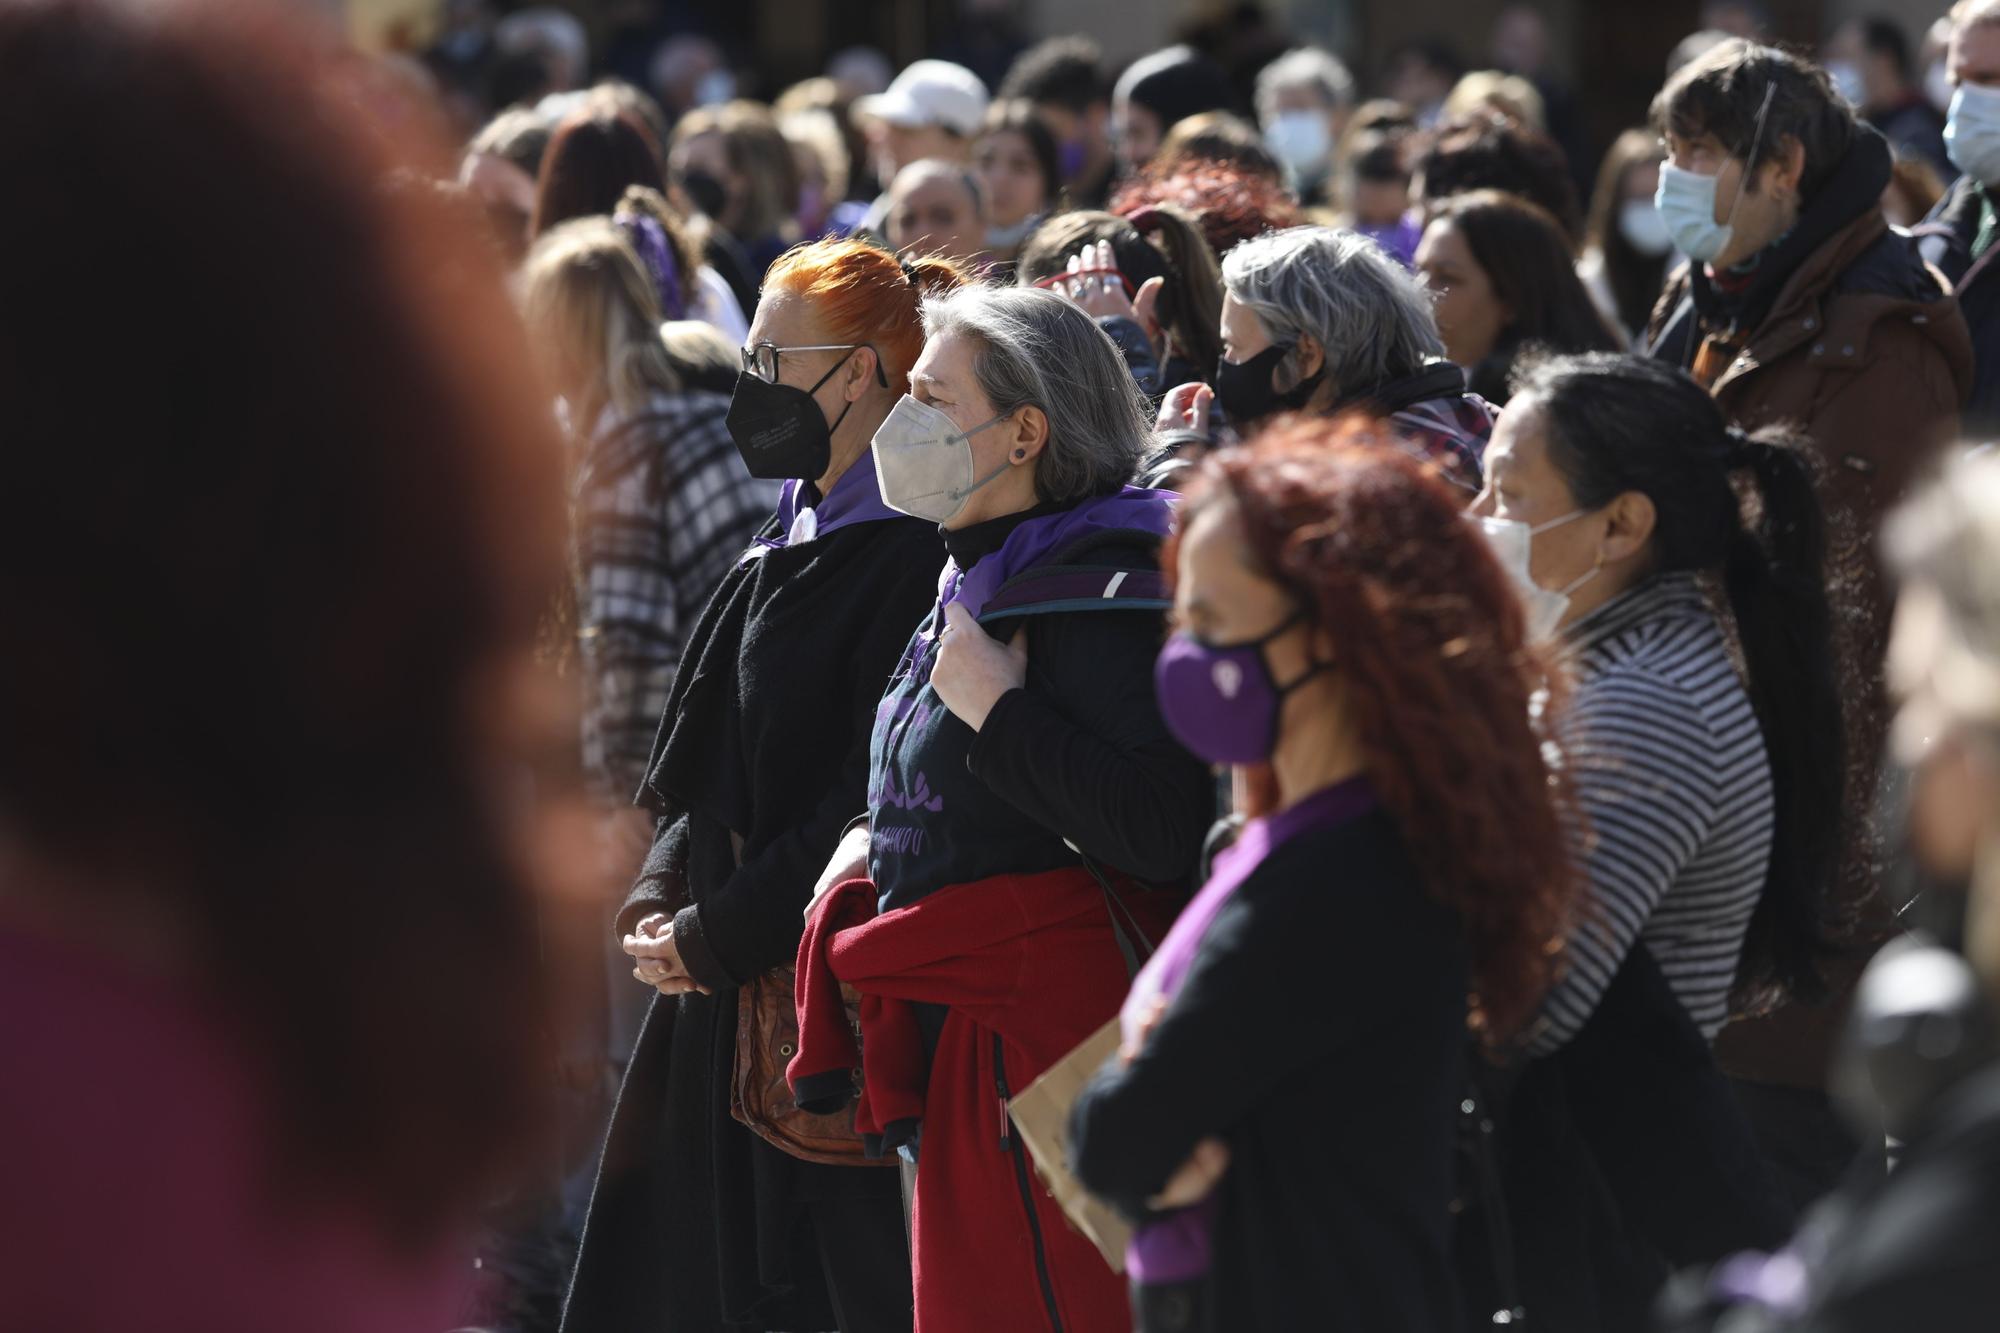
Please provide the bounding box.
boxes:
[1647,50,1969,1195]
[1824,16,1953,180]
[797,284,1211,1332]
[1578,129,1675,341]
[1918,0,2000,440]
[1253,46,1355,208]
[1473,352,1839,1057]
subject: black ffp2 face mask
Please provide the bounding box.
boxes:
[1212,342,1325,426]
[724,351,858,481]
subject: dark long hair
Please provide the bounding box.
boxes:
[531,103,666,239]
[1513,353,1842,1002]
[1430,189,1621,400]
[1168,422,1582,1043]
[1583,129,1671,337]
[1017,205,1225,374]
[0,0,561,1235]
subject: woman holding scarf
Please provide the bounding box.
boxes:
[563,238,967,1333]
[790,285,1214,1332]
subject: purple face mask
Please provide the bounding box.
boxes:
[1153,609,1327,765]
[1058,137,1088,181]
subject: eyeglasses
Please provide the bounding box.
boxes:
[740,342,873,384]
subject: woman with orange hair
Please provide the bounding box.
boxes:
[1069,422,1582,1332]
[565,238,970,1333]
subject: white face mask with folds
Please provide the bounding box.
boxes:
[869,394,1012,525]
[1949,82,2000,187]
[1472,510,1598,642]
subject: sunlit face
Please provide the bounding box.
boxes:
[870,120,961,181]
[1173,498,1311,678]
[1661,128,1793,269]
[1415,218,1508,370]
[887,173,985,265]
[1951,21,2000,91]
[906,327,1019,529]
[1217,292,1277,364]
[973,128,1050,229]
[1470,401,1602,599]
[1112,99,1163,174]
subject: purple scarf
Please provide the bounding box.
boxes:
[1121,775,1379,1284]
[891,487,1175,681]
[941,486,1176,622]
[741,458,902,566]
[614,210,686,322]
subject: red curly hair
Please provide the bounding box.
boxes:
[1111,158,1302,257]
[1167,418,1582,1043]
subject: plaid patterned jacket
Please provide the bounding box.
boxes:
[573,391,779,802]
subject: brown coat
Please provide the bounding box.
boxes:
[1648,207,1974,1089]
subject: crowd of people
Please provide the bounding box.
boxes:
[16,0,2000,1331]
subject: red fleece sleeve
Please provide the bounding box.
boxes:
[787,879,874,1113]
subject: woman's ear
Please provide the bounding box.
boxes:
[1601,489,1658,565]
[1292,332,1327,383]
[844,346,881,401]
[1009,405,1050,463]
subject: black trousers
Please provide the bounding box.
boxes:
[804,1193,914,1333]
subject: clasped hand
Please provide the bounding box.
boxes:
[623,913,712,996]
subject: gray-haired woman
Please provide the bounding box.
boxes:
[791,284,1213,1332]
[1152,224,1495,493]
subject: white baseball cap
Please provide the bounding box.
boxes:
[855,60,989,138]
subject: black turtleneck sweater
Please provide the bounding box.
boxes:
[866,502,1212,912]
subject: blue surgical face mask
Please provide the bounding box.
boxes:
[1653,82,1777,265]
[1948,82,2000,187]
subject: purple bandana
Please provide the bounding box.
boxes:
[741,457,903,566]
[891,487,1176,680]
[614,210,686,321]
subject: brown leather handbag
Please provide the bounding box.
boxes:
[729,965,887,1166]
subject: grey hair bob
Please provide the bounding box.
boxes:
[918,285,1153,501]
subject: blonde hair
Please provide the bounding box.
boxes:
[521,216,680,429]
[1443,70,1547,132]
[1953,0,2000,33]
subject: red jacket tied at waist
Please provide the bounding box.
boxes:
[789,865,1176,1333]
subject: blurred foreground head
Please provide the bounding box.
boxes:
[0,0,565,1235]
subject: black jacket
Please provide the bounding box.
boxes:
[563,510,942,1333]
[1070,809,1468,1333]
[1917,172,2000,439]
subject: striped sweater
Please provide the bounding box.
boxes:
[1530,573,1775,1053]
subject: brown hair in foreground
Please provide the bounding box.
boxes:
[0,0,565,1235]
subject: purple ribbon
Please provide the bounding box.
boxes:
[615,210,685,322]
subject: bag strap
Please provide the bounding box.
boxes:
[1072,846,1155,981]
[1461,1057,1528,1326]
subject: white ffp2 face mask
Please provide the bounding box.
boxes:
[1473,510,1596,642]
[870,394,1013,525]
[1949,82,2000,187]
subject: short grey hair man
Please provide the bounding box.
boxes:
[1222,225,1444,398]
[1254,47,1357,126]
[919,286,1152,501]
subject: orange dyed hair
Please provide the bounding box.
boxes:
[762,237,970,393]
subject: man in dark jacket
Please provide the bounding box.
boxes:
[1917,0,2000,440]
[1647,37,1973,1208]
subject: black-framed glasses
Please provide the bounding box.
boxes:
[740,341,886,386]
